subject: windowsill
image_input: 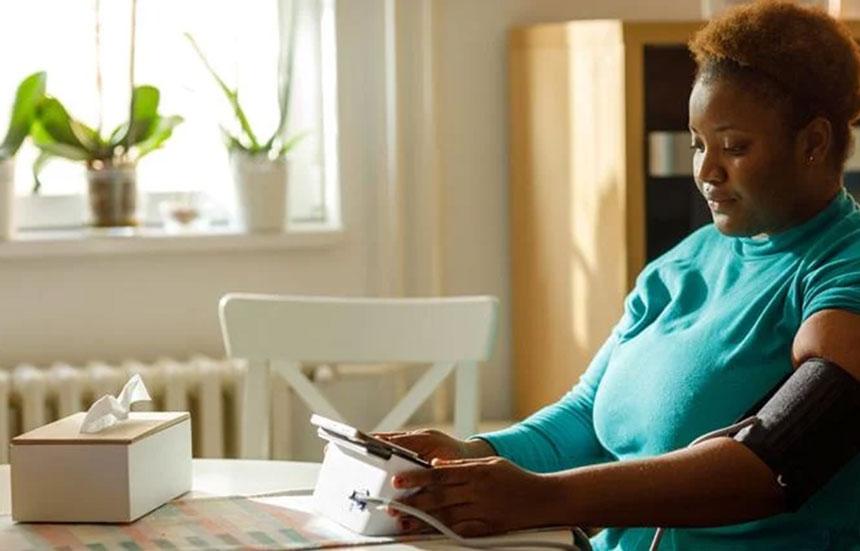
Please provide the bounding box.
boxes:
[0,222,345,259]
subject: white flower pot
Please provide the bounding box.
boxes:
[230,152,288,233]
[0,158,16,240]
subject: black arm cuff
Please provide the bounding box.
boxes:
[734,357,860,510]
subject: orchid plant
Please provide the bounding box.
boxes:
[184,25,306,161]
[29,85,183,191]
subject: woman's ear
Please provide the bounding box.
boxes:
[798,116,832,166]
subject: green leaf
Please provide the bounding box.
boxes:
[107,122,128,149]
[276,130,309,158]
[69,119,104,154]
[230,91,260,150]
[107,120,155,150]
[111,85,160,148]
[133,115,183,160]
[0,71,46,160]
[185,32,261,149]
[220,125,246,151]
[36,98,91,152]
[128,85,160,145]
[132,85,160,121]
[127,117,156,147]
[32,140,92,161]
[30,120,91,161]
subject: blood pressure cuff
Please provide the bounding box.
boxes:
[734,357,860,511]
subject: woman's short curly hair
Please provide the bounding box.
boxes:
[689,0,860,167]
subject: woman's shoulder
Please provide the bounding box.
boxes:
[795,201,860,318]
[804,201,860,265]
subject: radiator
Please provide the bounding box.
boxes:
[0,356,248,464]
[1,358,454,464]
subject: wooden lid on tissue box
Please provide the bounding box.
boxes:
[12,411,190,445]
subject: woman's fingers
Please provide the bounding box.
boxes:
[373,431,408,440]
[394,462,476,489]
[399,482,472,512]
[376,432,438,457]
[391,457,536,537]
[431,457,497,467]
[395,457,502,490]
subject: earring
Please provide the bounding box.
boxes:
[808,155,815,163]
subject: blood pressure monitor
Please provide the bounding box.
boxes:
[311,414,429,536]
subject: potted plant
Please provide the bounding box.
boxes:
[0,72,46,238]
[30,85,182,227]
[185,29,305,233]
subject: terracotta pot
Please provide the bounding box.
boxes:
[87,165,138,227]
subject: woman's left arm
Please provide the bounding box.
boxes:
[395,436,783,536]
[395,309,860,536]
[791,309,860,375]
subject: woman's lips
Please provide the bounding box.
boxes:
[706,196,737,212]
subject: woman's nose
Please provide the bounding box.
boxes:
[695,151,726,184]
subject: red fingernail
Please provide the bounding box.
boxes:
[393,476,403,488]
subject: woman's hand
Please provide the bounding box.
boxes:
[391,457,557,537]
[374,429,495,461]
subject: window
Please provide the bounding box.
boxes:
[0,0,338,230]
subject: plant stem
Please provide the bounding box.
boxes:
[125,0,138,164]
[185,33,261,149]
[94,0,103,133]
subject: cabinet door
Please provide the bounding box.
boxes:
[510,23,628,417]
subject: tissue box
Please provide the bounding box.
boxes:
[11,411,192,523]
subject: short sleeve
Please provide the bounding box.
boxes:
[801,239,860,321]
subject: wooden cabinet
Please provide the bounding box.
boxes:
[508,21,704,417]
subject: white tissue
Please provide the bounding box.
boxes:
[80,374,152,434]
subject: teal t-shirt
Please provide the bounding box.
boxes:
[481,188,860,550]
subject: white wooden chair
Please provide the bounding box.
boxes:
[219,293,499,459]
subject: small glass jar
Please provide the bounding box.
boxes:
[86,163,138,228]
[158,194,211,233]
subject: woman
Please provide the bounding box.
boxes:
[379,2,860,549]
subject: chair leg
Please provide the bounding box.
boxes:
[241,360,271,459]
[454,361,479,438]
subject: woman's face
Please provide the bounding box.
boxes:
[688,77,804,236]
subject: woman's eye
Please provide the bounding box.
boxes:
[724,144,747,155]
[690,141,705,152]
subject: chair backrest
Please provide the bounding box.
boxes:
[219,294,499,364]
[219,293,500,458]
